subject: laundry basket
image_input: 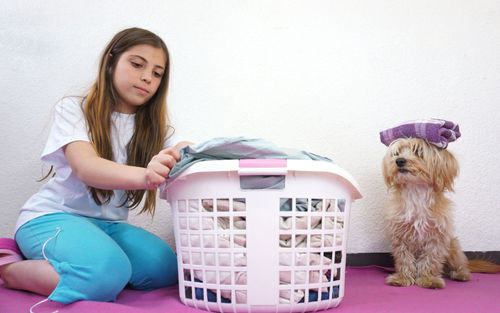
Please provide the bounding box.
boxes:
[159,159,362,313]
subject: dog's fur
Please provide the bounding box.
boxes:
[382,138,499,289]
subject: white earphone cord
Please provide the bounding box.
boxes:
[30,227,61,313]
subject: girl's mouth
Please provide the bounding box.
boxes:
[134,86,149,94]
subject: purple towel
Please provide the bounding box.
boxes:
[379,119,461,148]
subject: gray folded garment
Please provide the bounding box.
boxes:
[168,136,332,190]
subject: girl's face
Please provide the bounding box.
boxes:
[112,44,167,114]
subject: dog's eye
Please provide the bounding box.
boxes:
[412,147,423,157]
[392,151,399,157]
[411,145,423,157]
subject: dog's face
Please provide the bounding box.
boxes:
[382,138,458,192]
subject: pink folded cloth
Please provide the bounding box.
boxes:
[0,238,23,267]
[379,119,461,148]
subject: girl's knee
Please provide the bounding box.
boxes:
[153,244,178,287]
[129,245,178,290]
[88,255,132,300]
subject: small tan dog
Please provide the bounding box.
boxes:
[382,138,499,289]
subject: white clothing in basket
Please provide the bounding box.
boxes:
[182,199,341,303]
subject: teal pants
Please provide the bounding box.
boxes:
[15,213,178,304]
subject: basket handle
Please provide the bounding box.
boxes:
[238,159,287,176]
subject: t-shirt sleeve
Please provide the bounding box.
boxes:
[41,97,90,166]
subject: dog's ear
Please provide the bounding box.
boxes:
[433,149,459,193]
[382,162,392,188]
[382,152,395,189]
[382,152,391,188]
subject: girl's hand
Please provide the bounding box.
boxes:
[144,146,181,190]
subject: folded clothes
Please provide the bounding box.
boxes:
[194,279,231,303]
[194,283,338,304]
[379,119,460,148]
[183,198,342,304]
[299,287,339,302]
[168,136,331,180]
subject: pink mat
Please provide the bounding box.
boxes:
[1,266,498,313]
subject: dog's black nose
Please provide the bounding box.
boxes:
[396,158,406,167]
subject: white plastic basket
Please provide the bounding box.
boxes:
[160,159,362,313]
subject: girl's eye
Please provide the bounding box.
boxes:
[131,62,142,68]
[153,71,163,78]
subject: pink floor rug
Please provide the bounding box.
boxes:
[1,266,498,313]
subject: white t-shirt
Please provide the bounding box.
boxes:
[15,97,176,233]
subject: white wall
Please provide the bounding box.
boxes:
[1,0,499,254]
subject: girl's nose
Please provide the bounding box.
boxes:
[141,73,151,83]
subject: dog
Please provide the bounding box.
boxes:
[382,137,499,289]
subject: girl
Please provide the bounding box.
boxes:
[0,27,188,305]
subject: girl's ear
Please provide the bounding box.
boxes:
[107,61,114,76]
[106,53,115,74]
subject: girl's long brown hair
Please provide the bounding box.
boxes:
[83,27,171,215]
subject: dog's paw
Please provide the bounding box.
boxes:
[416,276,446,289]
[386,273,415,286]
[448,269,471,281]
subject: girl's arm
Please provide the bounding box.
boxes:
[63,140,181,190]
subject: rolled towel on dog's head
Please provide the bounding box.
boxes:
[379,119,461,149]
